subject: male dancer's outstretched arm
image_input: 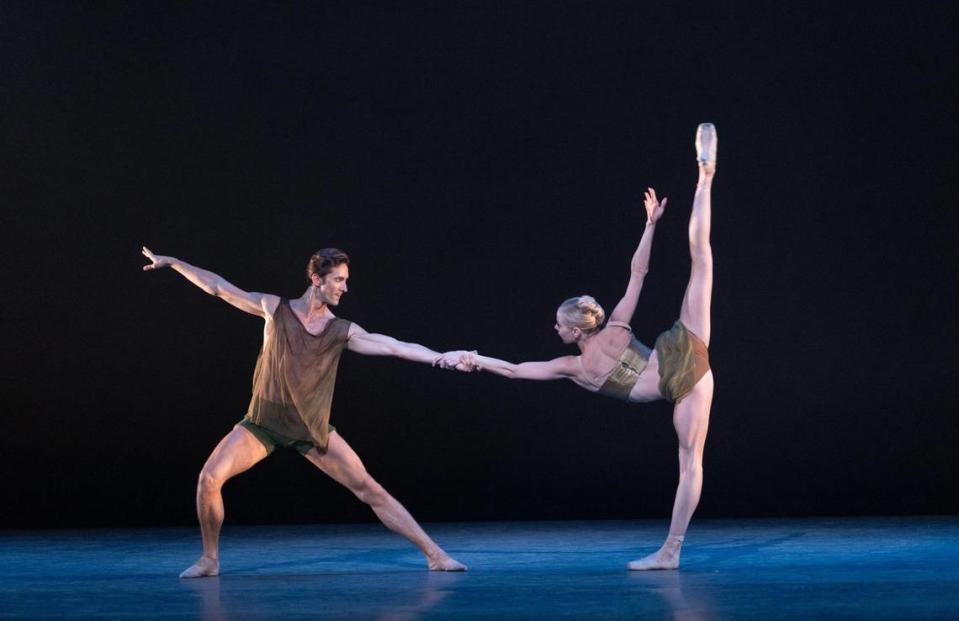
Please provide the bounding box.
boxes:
[348,326,472,369]
[142,247,279,317]
[144,246,469,366]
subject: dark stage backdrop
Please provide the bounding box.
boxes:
[3,3,957,528]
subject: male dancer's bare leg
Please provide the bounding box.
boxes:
[180,426,269,578]
[629,124,716,571]
[305,432,467,571]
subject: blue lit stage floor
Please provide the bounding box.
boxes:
[2,517,958,619]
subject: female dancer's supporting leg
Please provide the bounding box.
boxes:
[629,125,716,571]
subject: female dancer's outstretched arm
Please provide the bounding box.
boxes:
[469,355,578,380]
[607,189,666,324]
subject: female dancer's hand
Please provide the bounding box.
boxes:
[644,188,667,224]
[434,350,478,372]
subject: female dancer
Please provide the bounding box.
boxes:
[468,124,717,570]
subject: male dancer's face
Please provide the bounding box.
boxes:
[315,264,349,306]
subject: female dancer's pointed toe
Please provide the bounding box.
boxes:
[695,123,718,169]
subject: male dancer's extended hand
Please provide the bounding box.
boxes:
[434,350,478,372]
[142,246,173,269]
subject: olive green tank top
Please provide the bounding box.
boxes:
[245,299,351,450]
[576,321,650,400]
[595,321,652,401]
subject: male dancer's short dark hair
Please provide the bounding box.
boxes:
[307,248,350,281]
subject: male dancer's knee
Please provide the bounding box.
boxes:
[197,469,225,498]
[352,476,388,507]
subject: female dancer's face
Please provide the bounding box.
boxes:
[555,312,578,345]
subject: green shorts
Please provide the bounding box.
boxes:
[238,419,335,456]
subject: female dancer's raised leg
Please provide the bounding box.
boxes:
[629,123,716,571]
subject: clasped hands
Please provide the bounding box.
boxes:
[433,350,480,372]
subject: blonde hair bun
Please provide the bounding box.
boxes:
[559,295,606,333]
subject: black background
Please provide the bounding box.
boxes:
[3,2,957,528]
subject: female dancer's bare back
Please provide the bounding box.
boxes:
[568,326,662,402]
[468,124,717,570]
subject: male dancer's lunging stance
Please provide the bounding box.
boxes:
[143,247,468,577]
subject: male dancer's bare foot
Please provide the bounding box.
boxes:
[627,536,683,571]
[427,552,467,572]
[179,555,220,578]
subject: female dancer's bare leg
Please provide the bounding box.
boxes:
[629,124,716,571]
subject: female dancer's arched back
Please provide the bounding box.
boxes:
[467,124,717,570]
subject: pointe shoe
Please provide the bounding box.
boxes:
[695,123,717,170]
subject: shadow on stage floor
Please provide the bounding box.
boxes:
[2,517,957,619]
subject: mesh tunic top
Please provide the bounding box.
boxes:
[245,299,351,451]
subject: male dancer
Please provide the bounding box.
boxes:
[142,247,468,577]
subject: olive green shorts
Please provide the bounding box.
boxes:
[238,419,335,456]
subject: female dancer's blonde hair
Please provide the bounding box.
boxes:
[558,295,606,334]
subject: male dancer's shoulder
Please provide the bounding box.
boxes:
[330,316,353,341]
[262,295,284,317]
